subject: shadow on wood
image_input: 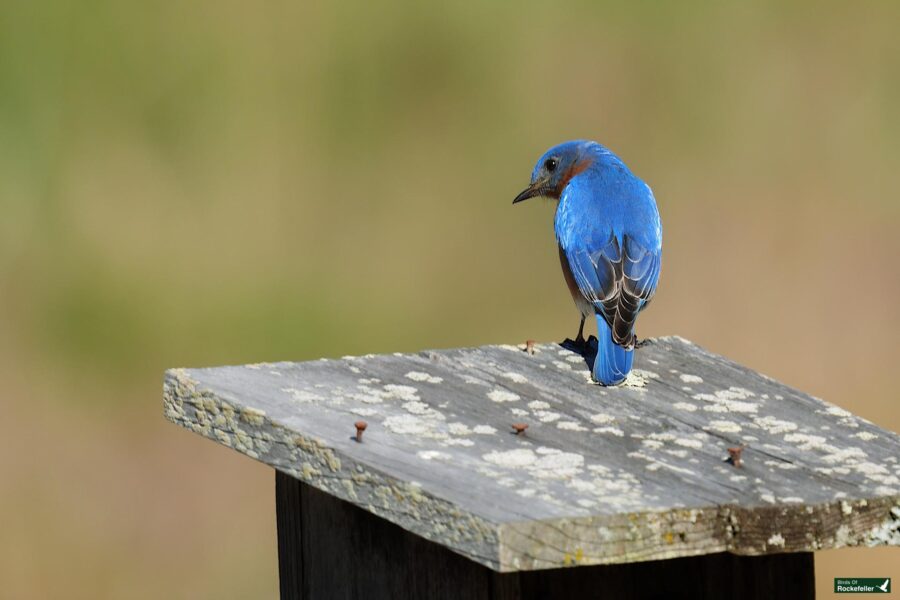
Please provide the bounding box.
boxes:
[276,471,814,600]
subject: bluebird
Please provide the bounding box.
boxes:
[513,140,662,385]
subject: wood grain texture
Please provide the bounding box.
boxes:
[276,471,815,599]
[165,336,900,571]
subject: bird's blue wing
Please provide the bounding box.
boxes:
[558,182,661,348]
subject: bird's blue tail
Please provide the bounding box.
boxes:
[592,314,633,385]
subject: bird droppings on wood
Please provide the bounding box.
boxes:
[164,336,900,572]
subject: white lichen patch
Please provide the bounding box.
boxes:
[642,439,664,450]
[533,452,585,478]
[589,413,615,424]
[473,425,497,435]
[528,400,551,410]
[510,407,528,416]
[764,460,798,470]
[443,438,475,447]
[680,374,703,384]
[482,448,585,480]
[282,387,322,403]
[784,433,830,451]
[417,450,449,461]
[383,414,430,435]
[383,384,420,401]
[447,422,472,436]
[488,389,520,403]
[706,420,742,433]
[565,355,583,363]
[822,447,867,464]
[405,371,443,384]
[594,426,624,436]
[854,462,891,478]
[780,497,804,503]
[483,448,537,468]
[557,421,588,432]
[753,416,798,435]
[694,387,759,413]
[622,371,647,389]
[552,360,573,371]
[500,372,528,383]
[852,431,878,441]
[826,405,852,418]
[534,410,562,423]
[351,407,377,416]
[673,402,698,412]
[767,533,785,547]
[673,436,704,449]
[403,401,434,415]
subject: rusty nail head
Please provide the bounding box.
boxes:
[355,420,368,442]
[525,340,536,355]
[727,446,743,467]
[512,423,528,435]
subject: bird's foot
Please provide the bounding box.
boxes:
[634,337,651,349]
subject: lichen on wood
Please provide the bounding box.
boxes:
[163,336,900,572]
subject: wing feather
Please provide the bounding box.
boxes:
[565,231,659,350]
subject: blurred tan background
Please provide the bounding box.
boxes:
[1,0,897,597]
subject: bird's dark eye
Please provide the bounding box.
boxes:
[545,158,558,173]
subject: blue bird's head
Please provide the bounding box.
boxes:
[513,140,604,204]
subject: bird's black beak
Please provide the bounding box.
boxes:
[512,178,551,204]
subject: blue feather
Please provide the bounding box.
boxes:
[593,315,633,385]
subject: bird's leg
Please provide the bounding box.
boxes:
[574,316,586,347]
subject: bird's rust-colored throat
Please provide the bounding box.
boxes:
[554,156,593,196]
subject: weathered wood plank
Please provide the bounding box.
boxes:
[165,336,900,571]
[276,471,815,599]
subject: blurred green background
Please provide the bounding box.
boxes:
[1,0,898,597]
